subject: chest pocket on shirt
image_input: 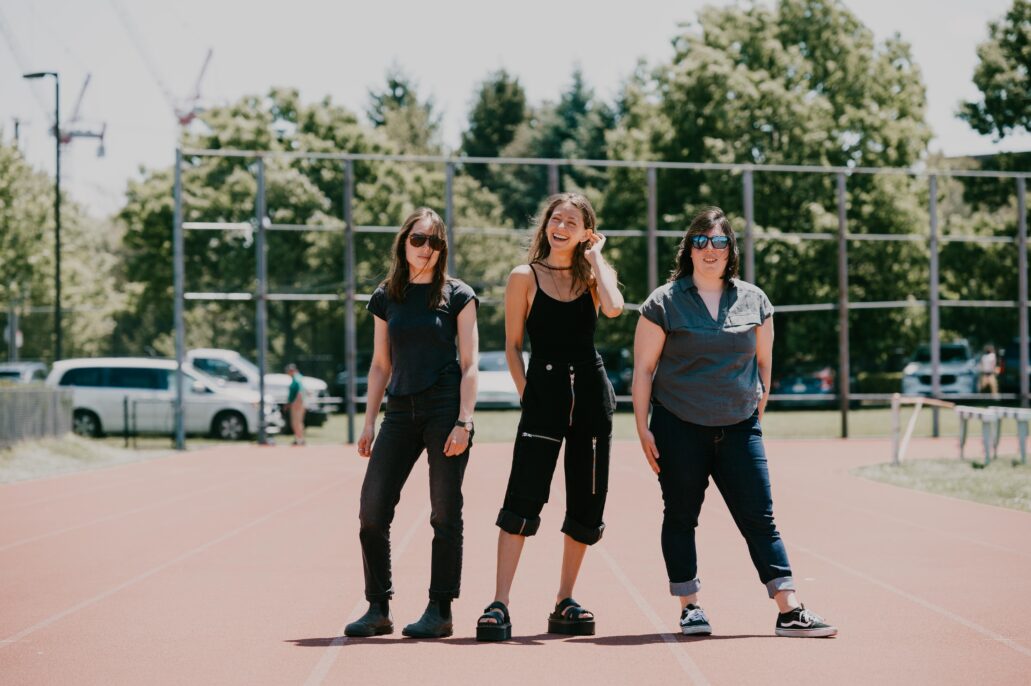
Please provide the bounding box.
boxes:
[723,314,761,352]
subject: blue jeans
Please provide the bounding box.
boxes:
[358,377,470,602]
[650,404,794,598]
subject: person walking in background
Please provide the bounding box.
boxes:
[979,344,999,397]
[286,363,306,446]
[476,193,623,641]
[633,206,837,638]
[345,208,479,640]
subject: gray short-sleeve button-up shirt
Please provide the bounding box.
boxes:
[639,276,773,427]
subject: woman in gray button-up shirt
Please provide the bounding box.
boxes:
[632,206,837,638]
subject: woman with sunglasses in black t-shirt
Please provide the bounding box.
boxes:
[344,208,479,639]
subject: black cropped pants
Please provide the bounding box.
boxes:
[496,354,615,545]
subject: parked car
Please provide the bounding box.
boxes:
[999,337,1028,393]
[0,361,48,384]
[476,350,529,409]
[771,366,837,407]
[900,341,977,396]
[46,358,284,440]
[333,353,372,409]
[599,347,633,398]
[186,348,329,427]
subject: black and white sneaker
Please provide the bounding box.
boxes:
[680,604,712,636]
[775,605,837,637]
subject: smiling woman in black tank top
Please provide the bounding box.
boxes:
[476,193,624,642]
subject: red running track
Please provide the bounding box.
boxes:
[1,437,1029,685]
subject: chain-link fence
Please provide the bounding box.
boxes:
[0,387,72,449]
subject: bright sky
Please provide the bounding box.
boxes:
[2,0,1029,218]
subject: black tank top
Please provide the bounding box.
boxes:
[525,264,597,362]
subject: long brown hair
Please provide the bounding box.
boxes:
[527,193,597,295]
[670,206,740,282]
[384,208,450,305]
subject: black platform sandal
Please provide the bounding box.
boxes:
[476,601,512,641]
[548,597,595,636]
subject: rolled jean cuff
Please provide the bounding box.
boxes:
[669,578,701,597]
[429,589,460,602]
[496,509,541,537]
[765,575,795,598]
[560,515,605,545]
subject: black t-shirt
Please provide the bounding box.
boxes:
[367,278,479,397]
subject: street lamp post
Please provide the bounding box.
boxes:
[22,71,62,362]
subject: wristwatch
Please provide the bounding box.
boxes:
[455,418,474,432]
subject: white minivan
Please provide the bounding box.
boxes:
[186,348,331,425]
[46,358,284,440]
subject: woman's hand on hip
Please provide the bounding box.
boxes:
[639,428,660,474]
[443,426,470,457]
[357,426,375,458]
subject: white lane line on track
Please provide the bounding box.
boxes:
[0,478,347,648]
[614,461,1031,659]
[789,542,1031,659]
[0,475,153,512]
[597,545,711,686]
[0,470,272,553]
[304,503,432,686]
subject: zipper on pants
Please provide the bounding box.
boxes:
[521,431,561,444]
[568,365,576,426]
[591,436,598,495]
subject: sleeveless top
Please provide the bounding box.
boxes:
[524,264,597,363]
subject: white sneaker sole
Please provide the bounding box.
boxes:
[680,624,712,636]
[776,626,838,638]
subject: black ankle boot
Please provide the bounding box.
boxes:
[402,600,453,638]
[344,602,393,637]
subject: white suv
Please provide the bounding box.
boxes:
[46,358,284,440]
[901,342,978,396]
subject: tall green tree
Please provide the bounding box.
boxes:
[959,0,1031,140]
[367,67,443,154]
[0,139,122,362]
[603,0,933,370]
[116,88,516,371]
[460,69,527,185]
[483,68,616,227]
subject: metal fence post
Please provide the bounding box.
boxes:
[344,159,357,444]
[929,175,940,437]
[647,166,658,293]
[7,298,18,362]
[255,157,269,444]
[837,173,850,438]
[173,148,185,450]
[445,161,456,275]
[1018,177,1029,408]
[548,164,559,195]
[743,169,755,284]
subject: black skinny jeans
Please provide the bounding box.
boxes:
[358,377,470,603]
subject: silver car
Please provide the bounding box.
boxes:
[0,361,48,384]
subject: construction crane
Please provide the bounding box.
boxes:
[0,5,106,156]
[61,73,107,156]
[107,0,213,131]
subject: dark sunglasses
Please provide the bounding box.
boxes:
[408,233,445,251]
[689,234,731,250]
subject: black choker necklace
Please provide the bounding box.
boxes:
[536,260,572,271]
